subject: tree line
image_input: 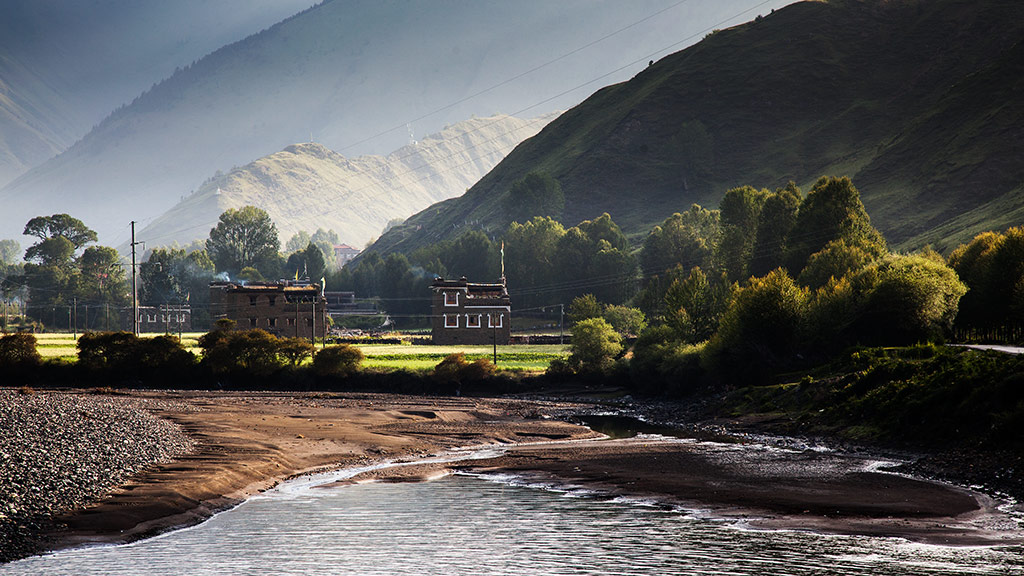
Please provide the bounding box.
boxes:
[0,208,344,331]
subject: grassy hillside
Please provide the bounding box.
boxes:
[0,0,729,244]
[138,114,555,248]
[372,0,1024,256]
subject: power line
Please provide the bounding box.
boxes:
[126,0,783,249]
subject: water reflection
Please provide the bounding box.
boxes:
[3,474,1020,575]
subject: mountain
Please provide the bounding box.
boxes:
[138,114,556,249]
[0,0,319,187]
[370,0,1024,256]
[0,0,777,245]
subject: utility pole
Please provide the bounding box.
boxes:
[559,303,565,345]
[130,221,140,336]
[492,316,497,366]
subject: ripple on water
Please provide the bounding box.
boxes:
[3,474,1022,576]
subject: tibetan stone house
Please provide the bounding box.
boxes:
[430,277,510,345]
[209,280,326,340]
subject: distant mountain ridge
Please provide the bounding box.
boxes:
[0,0,737,244]
[138,114,556,249]
[371,0,1024,256]
[0,0,319,188]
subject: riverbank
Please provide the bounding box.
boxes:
[2,389,1022,563]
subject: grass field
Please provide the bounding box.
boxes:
[28,333,205,360]
[355,343,569,373]
[18,333,568,373]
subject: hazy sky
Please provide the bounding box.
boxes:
[0,0,319,132]
[0,0,798,245]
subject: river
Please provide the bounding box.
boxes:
[3,462,1021,575]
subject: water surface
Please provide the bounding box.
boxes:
[3,471,1020,575]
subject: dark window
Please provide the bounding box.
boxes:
[249,296,258,306]
[249,317,258,327]
[287,318,296,326]
[269,297,277,307]
[268,318,277,327]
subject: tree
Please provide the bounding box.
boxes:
[568,317,622,373]
[504,172,564,222]
[785,176,886,272]
[717,185,770,282]
[602,305,647,337]
[285,230,313,254]
[0,333,42,368]
[504,216,565,308]
[313,344,364,376]
[948,231,1004,332]
[749,182,801,277]
[278,337,315,367]
[640,205,720,275]
[23,214,97,251]
[0,239,20,266]
[23,236,76,267]
[568,294,602,325]
[303,242,327,282]
[443,230,500,281]
[847,254,967,345]
[206,206,281,277]
[797,238,878,289]
[664,266,731,344]
[713,268,808,372]
[310,228,340,269]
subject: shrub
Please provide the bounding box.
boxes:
[433,353,468,385]
[313,344,364,377]
[199,328,284,375]
[77,331,195,377]
[568,317,622,373]
[0,333,42,368]
[77,331,139,370]
[845,254,967,345]
[228,330,284,374]
[279,337,316,367]
[602,305,647,337]
[433,353,496,387]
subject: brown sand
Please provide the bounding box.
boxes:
[45,391,1024,552]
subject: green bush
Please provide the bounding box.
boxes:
[0,333,42,368]
[76,331,195,378]
[313,344,364,377]
[568,317,622,373]
[279,337,316,367]
[199,329,284,375]
[432,352,496,386]
[77,331,138,370]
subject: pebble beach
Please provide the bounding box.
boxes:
[0,389,194,562]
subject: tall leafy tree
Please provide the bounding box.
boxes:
[0,240,20,266]
[504,172,564,222]
[749,182,801,277]
[23,214,97,252]
[949,228,1024,335]
[285,230,312,254]
[442,230,500,281]
[717,185,770,282]
[663,266,732,344]
[785,176,886,272]
[206,206,281,277]
[640,205,720,275]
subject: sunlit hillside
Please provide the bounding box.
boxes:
[139,114,556,248]
[372,0,1024,256]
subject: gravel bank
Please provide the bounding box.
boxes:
[0,389,194,563]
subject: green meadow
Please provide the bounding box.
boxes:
[21,333,568,373]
